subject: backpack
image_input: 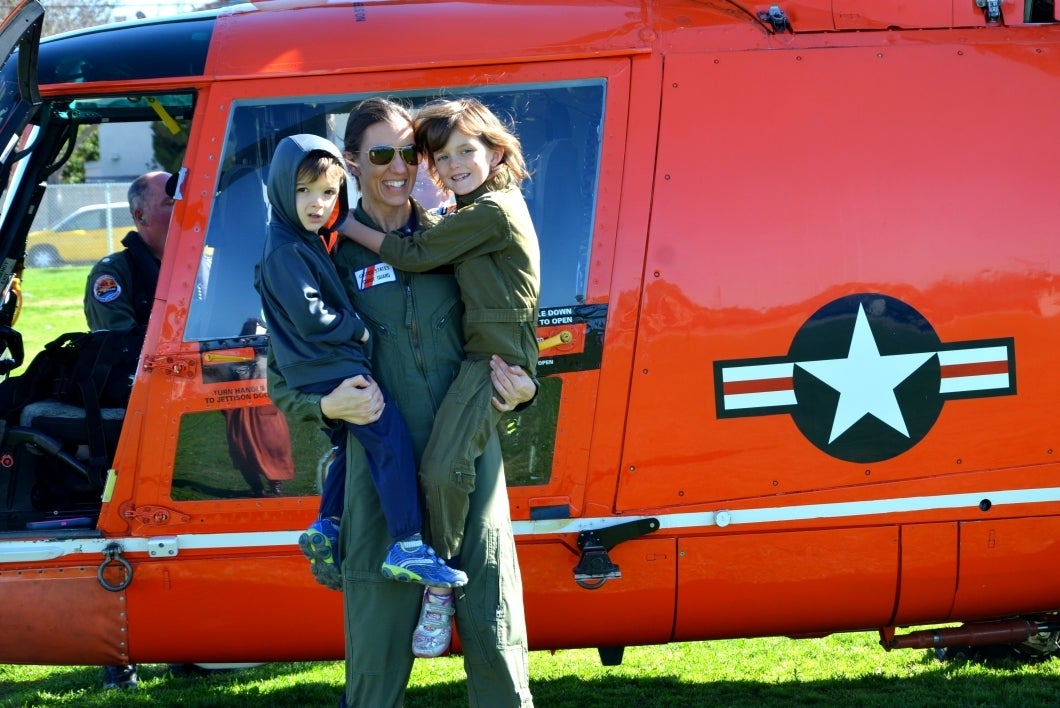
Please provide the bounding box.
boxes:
[0,326,146,483]
[0,326,146,415]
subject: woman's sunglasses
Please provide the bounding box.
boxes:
[363,145,420,166]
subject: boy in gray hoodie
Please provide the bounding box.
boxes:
[255,133,465,592]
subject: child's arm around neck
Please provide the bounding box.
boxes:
[338,217,385,253]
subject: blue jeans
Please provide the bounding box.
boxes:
[302,379,421,542]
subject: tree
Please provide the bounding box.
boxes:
[153,119,190,174]
[60,125,99,183]
[0,1,113,38]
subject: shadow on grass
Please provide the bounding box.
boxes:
[409,650,1059,707]
[1,664,343,708]
[4,654,1057,708]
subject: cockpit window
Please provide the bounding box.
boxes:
[186,81,605,343]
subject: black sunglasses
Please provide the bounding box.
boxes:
[363,145,420,166]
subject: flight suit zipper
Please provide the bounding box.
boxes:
[404,274,441,413]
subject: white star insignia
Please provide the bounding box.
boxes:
[796,305,933,443]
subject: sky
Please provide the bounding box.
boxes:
[109,1,193,22]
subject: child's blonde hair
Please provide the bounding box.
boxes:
[415,97,529,189]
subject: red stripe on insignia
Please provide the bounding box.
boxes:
[724,377,794,395]
[940,361,1007,378]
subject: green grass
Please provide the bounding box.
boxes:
[9,265,90,374]
[1,633,1058,706]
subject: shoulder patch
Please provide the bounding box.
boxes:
[92,274,122,303]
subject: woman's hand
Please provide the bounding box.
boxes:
[319,374,383,425]
[490,355,537,412]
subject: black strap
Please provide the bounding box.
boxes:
[78,377,108,485]
[73,332,111,486]
[0,324,24,375]
[77,327,145,486]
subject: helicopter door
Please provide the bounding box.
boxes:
[0,0,43,282]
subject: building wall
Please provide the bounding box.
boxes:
[85,123,158,183]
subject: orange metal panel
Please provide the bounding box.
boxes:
[739,1,996,32]
[948,0,1027,26]
[127,556,343,662]
[618,40,1060,512]
[833,0,953,29]
[751,1,834,31]
[520,539,676,649]
[0,567,130,665]
[953,516,1060,619]
[748,0,1023,30]
[893,523,958,625]
[675,527,898,641]
[206,1,648,79]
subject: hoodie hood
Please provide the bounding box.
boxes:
[267,133,350,237]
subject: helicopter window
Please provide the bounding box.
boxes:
[185,80,604,343]
[497,375,560,487]
[172,328,333,501]
[56,93,195,123]
[1026,0,1056,22]
[174,317,331,501]
[171,407,331,501]
[15,97,192,269]
[184,83,600,493]
[0,86,193,276]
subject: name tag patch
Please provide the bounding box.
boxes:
[355,263,396,290]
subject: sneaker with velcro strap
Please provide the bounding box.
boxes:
[380,537,468,588]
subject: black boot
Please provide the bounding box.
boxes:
[102,664,138,689]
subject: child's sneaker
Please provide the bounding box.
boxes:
[411,588,455,658]
[299,516,342,590]
[380,537,468,588]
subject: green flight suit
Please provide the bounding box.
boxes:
[378,177,540,559]
[268,200,533,708]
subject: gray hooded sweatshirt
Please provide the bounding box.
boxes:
[254,133,369,390]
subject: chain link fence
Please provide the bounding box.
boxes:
[26,182,133,267]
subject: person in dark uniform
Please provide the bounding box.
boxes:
[84,171,175,331]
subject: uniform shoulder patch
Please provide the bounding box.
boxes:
[92,274,122,303]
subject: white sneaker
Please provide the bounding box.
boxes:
[411,587,456,658]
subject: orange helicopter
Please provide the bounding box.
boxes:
[1,0,1060,669]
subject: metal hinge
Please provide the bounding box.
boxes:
[120,502,192,526]
[573,517,659,589]
[976,0,1002,23]
[147,536,179,558]
[142,353,198,378]
[759,5,791,33]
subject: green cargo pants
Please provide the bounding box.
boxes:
[341,430,533,707]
